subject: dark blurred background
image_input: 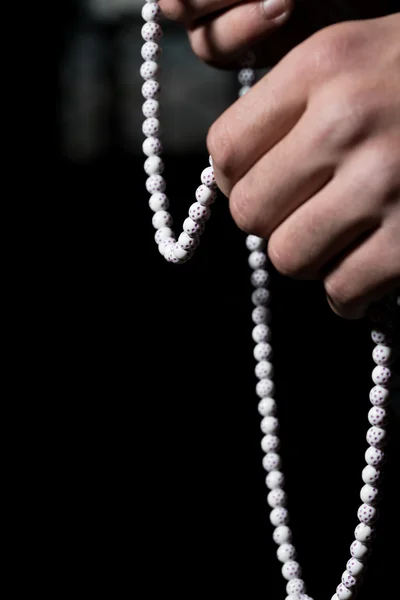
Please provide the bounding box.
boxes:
[53,2,399,598]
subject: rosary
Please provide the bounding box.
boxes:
[139,3,399,598]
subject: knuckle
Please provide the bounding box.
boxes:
[206,118,236,179]
[306,23,359,82]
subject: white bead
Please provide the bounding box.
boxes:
[239,85,251,96]
[252,324,271,343]
[282,561,301,581]
[346,557,365,577]
[246,235,266,251]
[270,507,289,527]
[372,365,391,386]
[258,397,277,417]
[146,174,166,194]
[141,3,161,21]
[268,488,287,508]
[369,385,390,406]
[300,595,313,599]
[286,579,306,594]
[256,378,275,398]
[165,246,179,263]
[362,464,381,484]
[248,251,267,269]
[158,237,175,256]
[141,41,161,62]
[152,210,172,229]
[368,406,387,427]
[365,446,385,467]
[266,470,285,489]
[140,60,159,80]
[173,243,190,261]
[372,344,393,366]
[142,79,161,99]
[357,502,379,525]
[336,583,354,599]
[183,217,205,237]
[252,288,270,306]
[360,485,381,507]
[366,426,388,448]
[200,166,216,188]
[142,117,161,136]
[277,543,296,563]
[149,190,168,212]
[145,156,165,177]
[142,136,162,156]
[274,525,292,545]
[178,232,199,251]
[253,342,272,361]
[250,269,269,288]
[331,596,339,600]
[255,360,273,380]
[195,184,216,206]
[354,522,375,543]
[142,99,160,118]
[252,306,271,325]
[261,433,280,452]
[238,68,256,86]
[261,415,279,435]
[154,226,173,244]
[285,595,301,600]
[262,452,281,471]
[141,22,162,42]
[189,202,211,223]
[350,540,370,560]
[371,329,392,345]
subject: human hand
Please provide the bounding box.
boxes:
[206,14,400,319]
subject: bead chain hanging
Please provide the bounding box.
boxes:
[140,3,398,598]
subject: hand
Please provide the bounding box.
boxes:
[158,0,394,67]
[206,14,400,319]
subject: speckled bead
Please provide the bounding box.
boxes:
[178,232,199,251]
[250,269,269,288]
[261,415,279,435]
[154,226,174,244]
[142,99,160,118]
[173,243,191,261]
[145,156,164,176]
[270,507,289,527]
[268,488,287,508]
[142,79,161,99]
[371,329,392,345]
[366,426,388,448]
[285,595,301,600]
[158,237,175,256]
[142,117,161,136]
[273,525,293,545]
[200,166,216,188]
[350,540,370,561]
[239,85,251,96]
[300,595,313,599]
[141,42,161,62]
[141,2,161,21]
[362,464,381,484]
[368,406,387,427]
[346,557,365,578]
[189,202,211,223]
[142,136,163,156]
[183,217,204,237]
[152,210,172,229]
[261,433,280,452]
[360,485,381,506]
[369,385,390,406]
[258,397,277,417]
[146,174,166,193]
[365,446,385,468]
[251,288,270,306]
[246,235,266,251]
[165,245,180,263]
[195,184,216,206]
[253,342,272,361]
[256,378,275,398]
[372,344,393,366]
[357,503,378,524]
[263,452,282,472]
[141,22,162,42]
[336,583,354,599]
[252,324,271,343]
[282,561,301,581]
[331,595,339,600]
[238,68,256,86]
[140,60,160,80]
[266,470,285,490]
[252,306,271,325]
[372,365,391,386]
[354,523,375,543]
[277,543,296,563]
[255,360,273,379]
[286,579,306,595]
[149,191,168,210]
[248,251,267,269]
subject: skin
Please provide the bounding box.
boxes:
[159,1,400,318]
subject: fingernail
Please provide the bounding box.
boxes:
[261,0,288,20]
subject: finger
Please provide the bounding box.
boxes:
[159,0,240,23]
[324,222,400,320]
[189,0,295,66]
